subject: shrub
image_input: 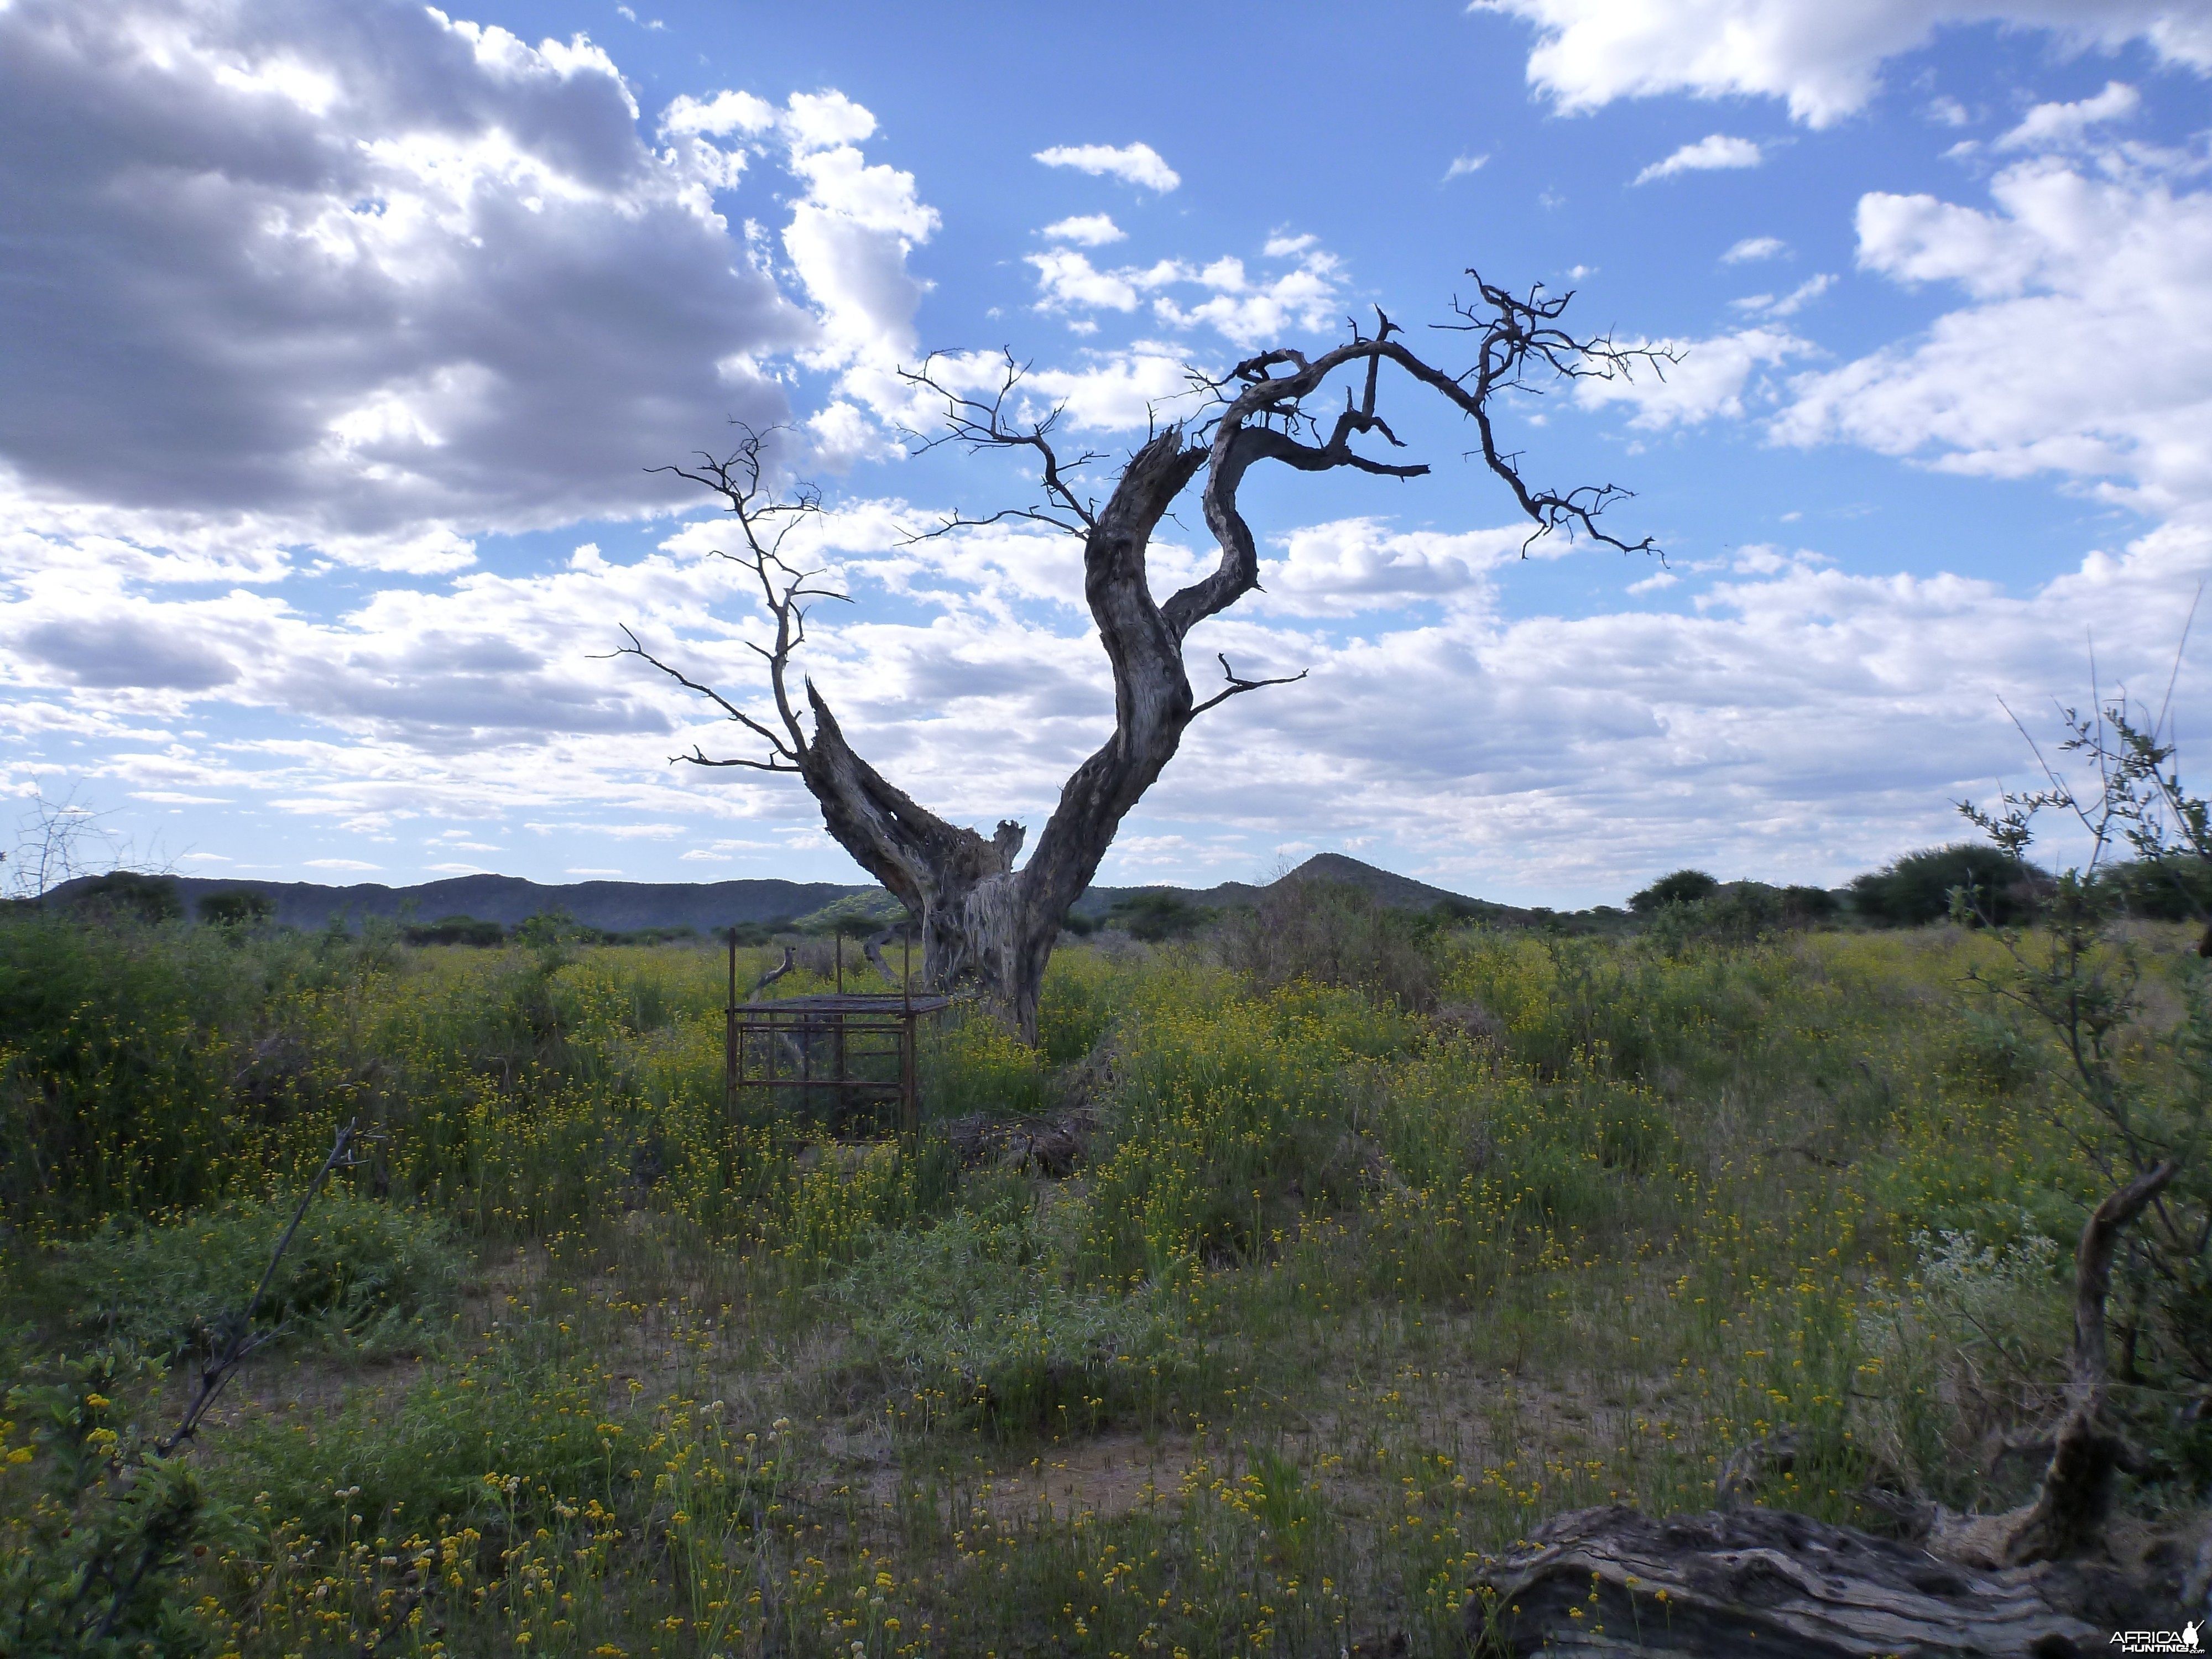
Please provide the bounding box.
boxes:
[64,872,184,925]
[2094,857,2212,923]
[1848,842,2040,926]
[1856,1228,2071,1506]
[1216,879,1438,1010]
[1105,892,1214,941]
[828,1209,1188,1429]
[213,1327,621,1547]
[402,914,507,947]
[1783,884,1840,922]
[0,909,271,1224]
[1036,947,1121,1067]
[1642,881,1836,948]
[1,1348,221,1657]
[1628,868,1718,913]
[197,889,276,928]
[1080,978,1421,1279]
[49,1193,463,1362]
[922,1012,1050,1119]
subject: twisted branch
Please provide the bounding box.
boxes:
[1191,654,1309,718]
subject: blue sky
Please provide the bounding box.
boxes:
[3,0,2209,905]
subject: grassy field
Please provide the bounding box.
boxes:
[2,895,2206,1657]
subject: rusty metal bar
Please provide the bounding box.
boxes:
[899,1007,918,1145]
[724,926,738,1113]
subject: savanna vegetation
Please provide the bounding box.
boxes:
[4,831,2209,1655]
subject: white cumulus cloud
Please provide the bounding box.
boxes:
[1633,133,1764,184]
[1478,0,2211,127]
[1250,520,1531,618]
[1042,213,1125,246]
[1776,145,2212,518]
[1733,273,1835,318]
[1994,80,2141,150]
[1574,328,1813,428]
[1033,142,1181,192]
[1026,241,1345,348]
[1722,235,1789,263]
[1020,342,1211,433]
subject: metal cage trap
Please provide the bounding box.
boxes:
[721,928,951,1142]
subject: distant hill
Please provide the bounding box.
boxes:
[53,853,1495,935]
[1071,852,1498,917]
[1186,853,1485,914]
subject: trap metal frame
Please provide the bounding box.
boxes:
[722,928,951,1144]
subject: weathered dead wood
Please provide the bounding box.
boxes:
[749,943,797,1000]
[1463,1504,2141,1657]
[943,1109,1093,1178]
[1929,1160,2176,1567]
[1465,1168,2194,1652]
[860,929,902,986]
[629,281,1667,1041]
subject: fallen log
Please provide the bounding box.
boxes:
[1463,1504,2151,1656]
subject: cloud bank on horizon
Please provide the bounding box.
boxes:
[2,0,2209,906]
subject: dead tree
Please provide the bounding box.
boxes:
[624,275,1663,1041]
[1930,1160,2178,1567]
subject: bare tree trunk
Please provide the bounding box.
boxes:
[792,433,1207,1041]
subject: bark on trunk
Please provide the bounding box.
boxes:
[792,432,1207,1041]
[1463,1504,2143,1656]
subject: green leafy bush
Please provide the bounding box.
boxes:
[1641,880,1840,950]
[1857,1228,2071,1507]
[50,1193,462,1362]
[922,1012,1050,1119]
[830,1209,1188,1428]
[2,1349,223,1657]
[1105,892,1214,941]
[2093,857,2212,923]
[1082,978,1421,1279]
[1849,842,2039,926]
[63,872,184,925]
[213,1330,619,1547]
[1036,948,1121,1067]
[0,909,275,1224]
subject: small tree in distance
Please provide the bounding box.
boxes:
[1848,841,2039,927]
[1628,868,1718,913]
[197,889,276,929]
[624,276,1666,1041]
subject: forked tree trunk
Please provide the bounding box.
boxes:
[795,433,1208,1041]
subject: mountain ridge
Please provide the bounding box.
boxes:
[51,853,1491,933]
